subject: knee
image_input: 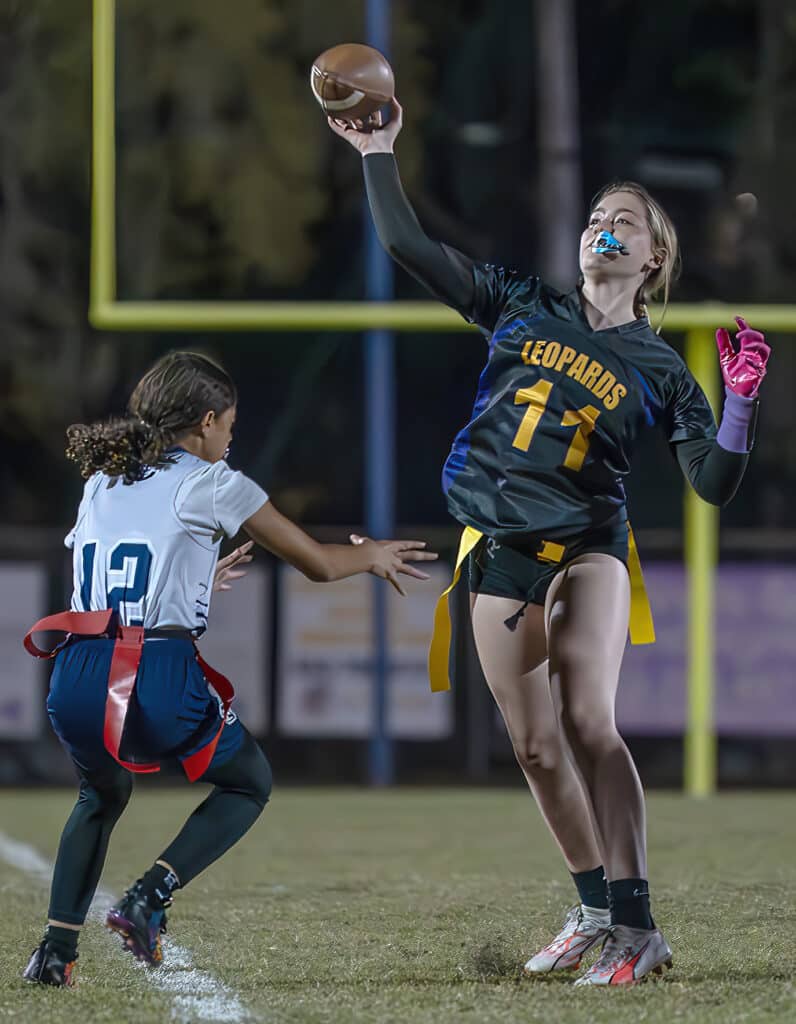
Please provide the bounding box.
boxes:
[250,746,273,811]
[560,703,619,755]
[513,730,562,774]
[236,735,272,810]
[206,731,272,810]
[79,772,133,821]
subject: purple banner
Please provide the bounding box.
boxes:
[618,563,796,736]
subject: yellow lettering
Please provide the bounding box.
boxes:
[567,353,590,382]
[593,370,616,400]
[540,342,562,368]
[580,359,604,391]
[605,382,627,410]
[561,405,601,471]
[555,346,577,373]
[510,382,602,472]
[530,340,545,365]
[521,341,533,365]
[512,380,553,451]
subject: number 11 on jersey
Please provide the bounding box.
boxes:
[512,379,601,472]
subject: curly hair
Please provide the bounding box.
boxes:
[66,351,237,484]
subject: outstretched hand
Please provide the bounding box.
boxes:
[715,317,770,399]
[350,532,437,596]
[213,540,254,593]
[327,97,404,156]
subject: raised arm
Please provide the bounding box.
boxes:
[328,99,475,315]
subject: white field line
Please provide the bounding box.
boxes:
[0,830,248,1023]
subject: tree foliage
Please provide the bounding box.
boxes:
[114,0,431,297]
[0,0,431,522]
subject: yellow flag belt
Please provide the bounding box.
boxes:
[427,524,655,693]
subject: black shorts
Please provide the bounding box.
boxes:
[468,523,630,607]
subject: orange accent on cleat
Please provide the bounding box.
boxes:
[523,905,610,974]
[574,925,673,986]
[610,946,648,985]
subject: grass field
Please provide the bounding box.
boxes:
[0,787,795,1023]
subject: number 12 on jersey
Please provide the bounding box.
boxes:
[512,380,600,472]
[80,541,154,626]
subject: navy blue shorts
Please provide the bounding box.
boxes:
[47,636,244,777]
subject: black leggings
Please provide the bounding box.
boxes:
[48,729,272,925]
[160,730,272,885]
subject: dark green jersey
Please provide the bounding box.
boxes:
[362,152,750,536]
[442,269,716,541]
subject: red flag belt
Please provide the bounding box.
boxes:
[24,609,234,783]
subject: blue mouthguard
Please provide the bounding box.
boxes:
[592,230,629,255]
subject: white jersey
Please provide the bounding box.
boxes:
[66,451,268,632]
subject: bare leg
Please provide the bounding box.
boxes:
[545,554,646,880]
[470,592,603,872]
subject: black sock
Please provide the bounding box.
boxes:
[571,865,609,910]
[139,863,181,906]
[44,924,79,959]
[608,878,655,930]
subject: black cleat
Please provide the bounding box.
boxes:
[106,880,170,967]
[22,940,77,987]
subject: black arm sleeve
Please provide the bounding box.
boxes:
[362,152,475,316]
[665,359,751,506]
[673,438,749,506]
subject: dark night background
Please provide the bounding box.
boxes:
[2,0,794,542]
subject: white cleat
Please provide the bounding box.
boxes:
[573,924,673,986]
[523,905,611,974]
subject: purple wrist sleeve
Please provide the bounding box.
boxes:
[716,387,757,454]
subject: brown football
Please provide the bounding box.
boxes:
[311,43,394,124]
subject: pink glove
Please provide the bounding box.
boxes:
[715,317,770,398]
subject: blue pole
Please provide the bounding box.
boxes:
[364,0,394,786]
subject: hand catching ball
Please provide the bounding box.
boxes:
[311,43,394,130]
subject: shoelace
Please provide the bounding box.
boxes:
[124,883,171,935]
[546,906,584,950]
[591,928,634,973]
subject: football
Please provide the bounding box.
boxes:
[310,43,394,126]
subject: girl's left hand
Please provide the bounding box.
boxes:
[214,540,254,592]
[715,317,770,398]
[350,532,437,596]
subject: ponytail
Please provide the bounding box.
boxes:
[65,349,237,484]
[66,417,177,485]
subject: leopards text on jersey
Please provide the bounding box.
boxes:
[440,273,716,540]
